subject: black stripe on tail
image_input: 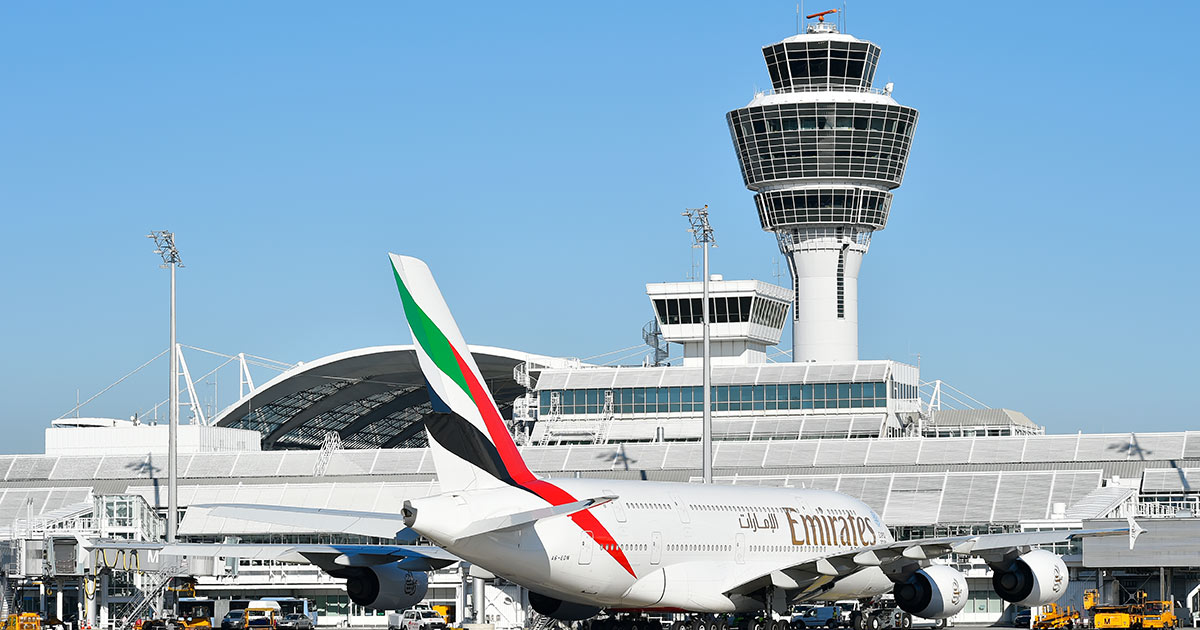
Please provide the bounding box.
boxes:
[424,412,526,490]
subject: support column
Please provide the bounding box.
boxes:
[472,577,485,624]
[55,580,63,621]
[457,571,467,625]
[99,573,109,630]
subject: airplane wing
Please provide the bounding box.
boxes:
[191,503,416,540]
[87,540,460,572]
[723,523,1136,598]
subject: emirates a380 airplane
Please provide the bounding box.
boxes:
[205,254,1140,628]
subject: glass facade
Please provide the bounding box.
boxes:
[726,102,918,188]
[763,40,881,91]
[652,296,787,327]
[540,382,889,416]
[756,188,891,230]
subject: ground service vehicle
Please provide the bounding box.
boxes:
[1032,603,1079,629]
[1085,590,1177,629]
[793,606,842,628]
[1013,610,1031,628]
[4,614,41,630]
[389,607,447,630]
[243,602,281,629]
[178,598,216,629]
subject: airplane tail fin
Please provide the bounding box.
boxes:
[388,254,537,493]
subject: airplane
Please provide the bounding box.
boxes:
[190,254,1141,630]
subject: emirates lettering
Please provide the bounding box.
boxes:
[784,508,877,548]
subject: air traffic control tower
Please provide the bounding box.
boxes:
[726,15,918,362]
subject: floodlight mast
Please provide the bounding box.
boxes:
[147,230,182,542]
[682,205,715,484]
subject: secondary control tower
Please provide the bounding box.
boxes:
[726,14,918,362]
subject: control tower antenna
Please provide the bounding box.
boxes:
[682,205,715,484]
[148,229,182,542]
[726,20,918,362]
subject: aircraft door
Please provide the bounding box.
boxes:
[735,533,746,564]
[578,531,593,565]
[650,532,662,565]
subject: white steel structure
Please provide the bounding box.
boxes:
[727,21,918,362]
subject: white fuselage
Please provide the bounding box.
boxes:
[406,479,896,612]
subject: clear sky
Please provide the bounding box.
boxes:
[2,2,1197,453]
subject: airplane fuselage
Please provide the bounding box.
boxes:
[406,479,896,613]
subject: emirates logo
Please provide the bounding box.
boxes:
[1052,566,1064,593]
[404,572,418,596]
[950,579,963,606]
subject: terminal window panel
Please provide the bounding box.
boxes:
[539,382,888,416]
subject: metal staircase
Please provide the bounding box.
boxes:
[0,575,12,619]
[115,560,186,628]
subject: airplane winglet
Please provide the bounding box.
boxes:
[1127,515,1146,549]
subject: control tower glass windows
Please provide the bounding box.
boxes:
[763,40,880,92]
[755,189,892,230]
[727,102,918,188]
[653,296,757,325]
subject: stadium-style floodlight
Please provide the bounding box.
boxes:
[682,206,715,484]
[147,230,182,541]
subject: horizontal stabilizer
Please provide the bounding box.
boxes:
[449,495,616,542]
[193,503,415,540]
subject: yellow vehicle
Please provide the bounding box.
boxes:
[1033,603,1080,629]
[178,598,216,629]
[430,607,452,624]
[1085,589,1178,629]
[4,613,42,630]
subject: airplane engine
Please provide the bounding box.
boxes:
[528,591,602,621]
[991,549,1068,606]
[331,564,429,610]
[893,565,969,619]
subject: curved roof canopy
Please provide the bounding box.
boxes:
[213,345,555,450]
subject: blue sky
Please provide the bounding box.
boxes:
[1,2,1197,453]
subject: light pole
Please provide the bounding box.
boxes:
[683,205,715,483]
[148,230,182,541]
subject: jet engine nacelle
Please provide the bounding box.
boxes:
[893,565,969,619]
[992,549,1068,607]
[331,564,429,611]
[528,591,602,621]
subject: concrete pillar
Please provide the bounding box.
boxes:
[39,581,46,616]
[55,580,63,621]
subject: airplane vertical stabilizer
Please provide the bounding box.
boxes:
[388,254,538,493]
